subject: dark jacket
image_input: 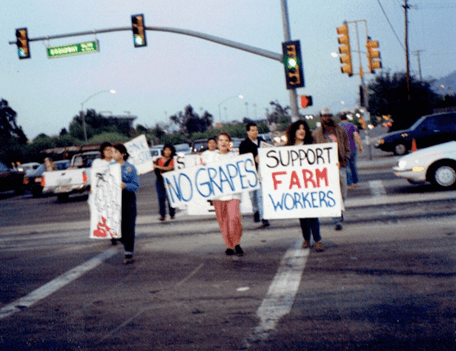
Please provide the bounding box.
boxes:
[313,123,351,168]
[239,136,265,169]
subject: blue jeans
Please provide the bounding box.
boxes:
[299,218,321,242]
[346,148,359,186]
[156,180,175,218]
[249,188,264,219]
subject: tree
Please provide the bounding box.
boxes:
[0,99,28,163]
[367,71,441,131]
[170,105,213,136]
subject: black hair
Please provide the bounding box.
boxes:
[100,142,112,158]
[340,113,349,121]
[161,143,176,157]
[113,143,129,161]
[207,137,216,143]
[285,120,313,146]
[246,121,257,131]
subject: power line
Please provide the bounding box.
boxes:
[376,0,405,50]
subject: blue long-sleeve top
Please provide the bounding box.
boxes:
[121,161,140,193]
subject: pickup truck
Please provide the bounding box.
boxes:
[41,151,100,201]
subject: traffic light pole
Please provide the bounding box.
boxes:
[281,0,300,123]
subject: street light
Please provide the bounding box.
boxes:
[218,95,243,122]
[80,89,116,144]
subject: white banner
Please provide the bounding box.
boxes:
[90,162,122,239]
[125,135,153,175]
[163,153,259,209]
[259,144,342,219]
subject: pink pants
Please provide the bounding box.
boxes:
[213,199,243,249]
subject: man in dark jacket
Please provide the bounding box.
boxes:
[239,122,270,227]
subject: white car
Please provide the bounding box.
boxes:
[392,141,456,189]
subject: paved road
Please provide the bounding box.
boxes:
[1,127,455,350]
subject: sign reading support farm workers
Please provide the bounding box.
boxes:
[124,135,153,175]
[259,144,342,219]
[162,153,259,208]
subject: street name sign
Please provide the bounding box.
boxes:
[47,40,99,59]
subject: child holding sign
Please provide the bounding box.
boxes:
[285,120,325,252]
[212,132,244,257]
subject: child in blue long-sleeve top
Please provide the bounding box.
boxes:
[112,143,140,264]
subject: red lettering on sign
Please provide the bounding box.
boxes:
[272,171,287,190]
[316,168,328,187]
[289,170,302,189]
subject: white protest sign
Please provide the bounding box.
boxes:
[90,161,122,239]
[175,154,200,170]
[125,135,153,175]
[259,144,342,219]
[163,153,259,209]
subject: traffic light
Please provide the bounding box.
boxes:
[337,22,352,76]
[282,40,305,90]
[131,14,147,47]
[300,95,313,108]
[366,38,382,73]
[15,28,30,59]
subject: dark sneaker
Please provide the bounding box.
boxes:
[335,223,343,231]
[111,238,118,246]
[225,248,235,256]
[123,255,134,265]
[234,245,244,256]
[159,216,165,221]
[315,242,325,252]
[262,219,270,227]
[253,211,260,223]
[302,240,310,249]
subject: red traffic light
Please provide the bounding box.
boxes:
[300,95,313,108]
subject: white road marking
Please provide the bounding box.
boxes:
[244,239,309,347]
[0,248,117,320]
[369,180,387,197]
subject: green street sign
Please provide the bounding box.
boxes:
[47,40,99,59]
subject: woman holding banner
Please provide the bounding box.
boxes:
[212,132,244,257]
[154,144,176,221]
[285,120,325,252]
[112,143,140,264]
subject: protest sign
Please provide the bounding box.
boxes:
[259,144,342,219]
[125,135,153,175]
[163,153,259,209]
[90,162,122,239]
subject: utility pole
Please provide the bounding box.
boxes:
[281,0,300,122]
[404,0,411,100]
[413,50,424,81]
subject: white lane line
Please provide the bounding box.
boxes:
[244,239,309,348]
[369,180,387,197]
[0,248,117,320]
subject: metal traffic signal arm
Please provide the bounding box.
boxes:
[9,24,282,62]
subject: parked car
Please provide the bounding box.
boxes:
[375,112,456,155]
[0,161,25,194]
[25,160,71,197]
[191,139,209,154]
[17,162,41,176]
[392,141,456,189]
[174,143,192,157]
[150,145,164,162]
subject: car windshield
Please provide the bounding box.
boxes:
[409,116,427,131]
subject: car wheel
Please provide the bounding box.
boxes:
[429,161,456,189]
[393,143,407,156]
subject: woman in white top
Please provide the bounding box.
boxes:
[211,132,244,257]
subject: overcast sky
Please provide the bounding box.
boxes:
[2,0,455,140]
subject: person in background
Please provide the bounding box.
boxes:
[313,108,350,231]
[112,143,140,265]
[286,120,325,252]
[239,122,269,227]
[212,132,244,257]
[44,157,56,172]
[154,143,176,221]
[200,137,218,165]
[339,113,363,190]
